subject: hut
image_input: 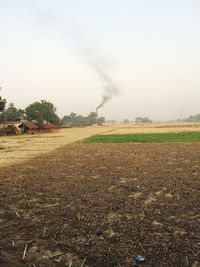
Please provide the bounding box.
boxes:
[0,121,23,135]
[20,120,39,134]
[0,121,39,135]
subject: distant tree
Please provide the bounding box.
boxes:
[25,100,60,125]
[1,103,25,121]
[123,119,129,124]
[88,112,98,118]
[76,115,84,126]
[194,114,200,121]
[97,117,105,125]
[0,97,6,113]
[63,111,104,127]
[70,112,77,118]
[135,117,152,124]
[63,115,73,126]
[0,88,6,112]
[17,109,25,119]
[135,117,142,123]
[186,114,200,122]
[88,112,98,125]
[63,113,82,127]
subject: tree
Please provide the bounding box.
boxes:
[123,119,129,124]
[17,109,25,119]
[0,87,6,112]
[97,117,105,125]
[88,112,98,118]
[70,112,78,126]
[0,96,6,112]
[1,103,25,121]
[25,100,60,125]
[63,111,104,127]
[135,117,152,124]
[63,115,73,126]
[88,112,98,125]
[76,115,84,126]
[186,114,200,122]
[70,112,77,118]
[135,117,142,123]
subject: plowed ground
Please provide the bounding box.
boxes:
[0,143,200,267]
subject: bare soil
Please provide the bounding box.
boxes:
[0,142,200,267]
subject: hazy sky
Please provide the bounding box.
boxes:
[0,0,200,121]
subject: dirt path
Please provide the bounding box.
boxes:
[0,142,200,266]
[0,125,116,168]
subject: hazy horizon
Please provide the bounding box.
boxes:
[0,0,200,121]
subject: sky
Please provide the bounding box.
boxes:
[0,0,200,121]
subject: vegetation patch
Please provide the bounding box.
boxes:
[84,132,200,143]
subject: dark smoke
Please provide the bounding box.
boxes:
[96,82,119,113]
[91,63,119,113]
[78,46,120,113]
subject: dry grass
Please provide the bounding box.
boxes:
[0,125,116,168]
[102,123,200,135]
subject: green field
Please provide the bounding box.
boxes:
[84,132,200,143]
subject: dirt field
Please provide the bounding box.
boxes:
[0,125,116,168]
[0,142,200,267]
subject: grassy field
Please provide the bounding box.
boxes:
[84,132,200,143]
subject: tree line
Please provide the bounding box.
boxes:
[122,117,152,124]
[0,93,105,127]
[178,114,200,123]
[63,112,105,126]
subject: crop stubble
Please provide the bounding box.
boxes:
[0,142,200,266]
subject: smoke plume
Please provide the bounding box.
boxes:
[92,63,119,113]
[77,45,120,113]
[23,2,120,112]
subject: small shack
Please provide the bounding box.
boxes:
[20,120,39,134]
[0,121,22,135]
